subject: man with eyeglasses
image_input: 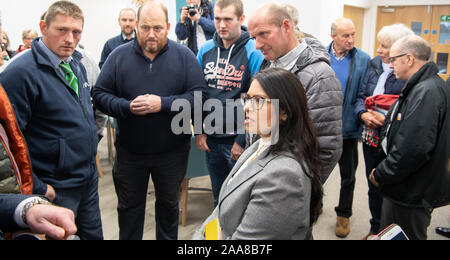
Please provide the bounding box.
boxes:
[369,35,450,240]
[93,1,206,240]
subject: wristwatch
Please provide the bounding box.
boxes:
[21,197,51,226]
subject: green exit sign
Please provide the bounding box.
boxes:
[441,15,450,22]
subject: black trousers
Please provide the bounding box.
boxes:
[335,138,359,218]
[380,198,432,240]
[362,143,385,234]
[112,143,190,240]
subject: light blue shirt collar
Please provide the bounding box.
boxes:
[122,31,136,41]
[37,38,73,67]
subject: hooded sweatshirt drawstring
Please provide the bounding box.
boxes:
[214,43,235,81]
[214,47,220,79]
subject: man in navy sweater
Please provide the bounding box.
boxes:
[99,8,136,69]
[93,1,207,240]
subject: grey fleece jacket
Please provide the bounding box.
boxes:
[261,37,343,183]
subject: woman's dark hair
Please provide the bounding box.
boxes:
[253,68,323,225]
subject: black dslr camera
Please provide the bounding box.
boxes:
[185,4,198,17]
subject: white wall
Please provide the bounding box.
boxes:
[0,0,446,64]
[1,0,336,64]
[242,0,335,46]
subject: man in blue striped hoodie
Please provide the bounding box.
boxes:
[196,0,264,206]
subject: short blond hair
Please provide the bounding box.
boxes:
[44,1,84,27]
[22,29,38,40]
[215,0,244,18]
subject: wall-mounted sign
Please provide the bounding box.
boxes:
[441,15,450,22]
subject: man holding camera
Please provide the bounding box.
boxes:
[176,0,215,54]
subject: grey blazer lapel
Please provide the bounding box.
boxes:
[218,142,274,206]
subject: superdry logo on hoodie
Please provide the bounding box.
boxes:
[204,58,246,91]
[197,30,264,140]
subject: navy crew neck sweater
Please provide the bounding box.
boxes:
[93,39,207,154]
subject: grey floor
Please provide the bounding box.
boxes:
[96,135,450,240]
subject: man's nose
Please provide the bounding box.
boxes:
[255,38,263,50]
[65,32,74,43]
[219,20,227,29]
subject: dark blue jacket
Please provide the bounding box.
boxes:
[0,194,33,233]
[0,38,98,195]
[0,193,32,233]
[355,56,405,120]
[197,31,264,147]
[99,33,135,69]
[93,39,207,155]
[327,43,370,139]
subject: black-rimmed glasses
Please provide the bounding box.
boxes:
[388,53,408,63]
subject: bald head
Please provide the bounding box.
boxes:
[330,17,355,55]
[138,0,168,24]
[120,8,136,17]
[392,34,431,62]
[389,35,431,81]
[248,2,299,61]
[136,0,170,59]
[331,18,354,36]
[250,2,292,27]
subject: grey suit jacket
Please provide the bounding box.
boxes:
[194,140,312,240]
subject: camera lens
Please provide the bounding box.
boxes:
[188,7,197,17]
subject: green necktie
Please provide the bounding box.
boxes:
[59,62,79,98]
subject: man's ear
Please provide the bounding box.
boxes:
[39,20,47,36]
[282,19,292,33]
[239,14,246,25]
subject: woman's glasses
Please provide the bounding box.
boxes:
[241,93,272,110]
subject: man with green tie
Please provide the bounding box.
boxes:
[0,1,102,240]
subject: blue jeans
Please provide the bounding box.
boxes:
[53,171,103,240]
[206,137,236,207]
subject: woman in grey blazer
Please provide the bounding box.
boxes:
[195,68,323,240]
